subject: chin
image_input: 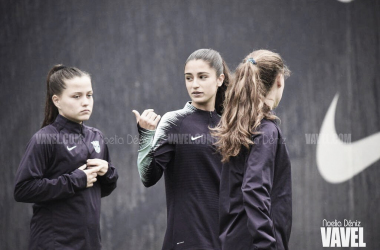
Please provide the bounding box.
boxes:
[78,114,91,121]
[191,98,206,104]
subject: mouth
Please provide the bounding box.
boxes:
[192,91,203,96]
[80,110,91,113]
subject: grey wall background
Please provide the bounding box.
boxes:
[1,0,379,249]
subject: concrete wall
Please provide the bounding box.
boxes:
[1,0,379,249]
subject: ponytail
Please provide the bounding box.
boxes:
[41,64,90,128]
[212,49,289,162]
[42,65,64,128]
[215,59,231,115]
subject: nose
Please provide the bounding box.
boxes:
[192,78,200,88]
[82,96,89,106]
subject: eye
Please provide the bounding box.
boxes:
[185,76,193,81]
[87,94,93,98]
[200,75,208,80]
[73,95,80,99]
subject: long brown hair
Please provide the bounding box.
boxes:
[212,50,290,162]
[41,64,90,128]
[185,49,231,115]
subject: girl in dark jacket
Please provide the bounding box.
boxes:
[14,65,118,250]
[133,49,230,250]
[213,50,292,250]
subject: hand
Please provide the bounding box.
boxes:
[86,159,109,176]
[132,109,161,130]
[78,164,100,187]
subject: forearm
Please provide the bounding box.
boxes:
[99,163,118,197]
[243,186,276,249]
[243,125,278,249]
[137,126,164,187]
[14,169,87,203]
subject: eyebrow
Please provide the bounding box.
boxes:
[72,91,93,94]
[184,72,210,75]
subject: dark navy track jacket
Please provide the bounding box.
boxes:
[137,102,222,250]
[219,119,292,250]
[14,114,118,250]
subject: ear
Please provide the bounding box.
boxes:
[52,95,60,109]
[276,74,283,88]
[217,74,225,87]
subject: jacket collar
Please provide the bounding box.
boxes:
[54,114,84,135]
[184,102,218,116]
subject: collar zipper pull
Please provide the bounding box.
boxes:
[80,124,84,136]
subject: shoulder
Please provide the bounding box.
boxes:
[26,125,59,151]
[36,124,59,135]
[158,106,193,131]
[152,105,194,145]
[85,125,104,137]
[260,119,279,132]
[254,119,279,140]
[31,125,59,141]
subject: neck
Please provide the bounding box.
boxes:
[59,113,83,124]
[264,91,276,110]
[264,99,275,110]
[190,101,215,112]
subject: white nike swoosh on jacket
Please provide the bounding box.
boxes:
[317,94,380,183]
[191,135,203,140]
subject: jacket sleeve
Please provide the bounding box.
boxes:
[242,122,278,250]
[137,112,176,187]
[14,133,87,203]
[98,143,118,197]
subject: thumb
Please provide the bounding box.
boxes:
[132,110,140,123]
[78,164,86,170]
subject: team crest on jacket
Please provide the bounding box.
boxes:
[91,141,101,153]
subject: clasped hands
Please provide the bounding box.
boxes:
[78,159,108,188]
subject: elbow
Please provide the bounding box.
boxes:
[100,183,117,198]
[14,187,27,202]
[14,193,21,202]
[140,170,162,188]
[140,174,158,187]
[142,179,156,188]
[14,182,33,203]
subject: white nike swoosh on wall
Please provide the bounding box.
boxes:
[317,94,380,183]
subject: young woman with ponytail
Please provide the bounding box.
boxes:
[132,49,230,250]
[14,65,118,250]
[213,50,292,250]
